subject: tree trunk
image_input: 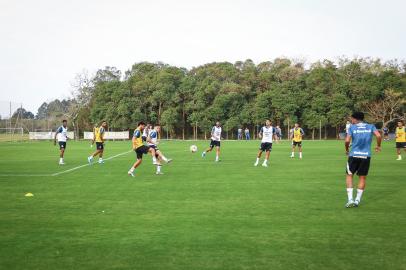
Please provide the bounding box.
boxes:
[312,128,315,140]
[182,107,185,140]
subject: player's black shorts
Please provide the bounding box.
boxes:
[259,142,272,152]
[96,142,104,150]
[292,141,302,147]
[346,156,371,176]
[396,142,406,148]
[142,136,147,142]
[210,140,220,148]
[58,141,66,150]
[135,145,150,159]
[149,145,160,158]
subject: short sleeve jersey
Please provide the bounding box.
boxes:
[348,122,377,157]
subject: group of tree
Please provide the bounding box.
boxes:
[15,58,406,139]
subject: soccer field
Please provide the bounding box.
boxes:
[0,140,405,270]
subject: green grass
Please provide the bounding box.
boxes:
[0,140,405,270]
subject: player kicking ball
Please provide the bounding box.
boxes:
[202,121,222,162]
[88,121,107,164]
[254,119,276,167]
[128,121,158,177]
[146,124,172,175]
[54,119,69,165]
[290,123,304,159]
[395,121,406,160]
[345,112,381,208]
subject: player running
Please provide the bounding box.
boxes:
[254,119,276,167]
[202,121,222,162]
[54,119,69,165]
[345,112,381,208]
[147,124,172,175]
[395,121,406,160]
[88,121,107,164]
[128,122,158,177]
[290,123,304,158]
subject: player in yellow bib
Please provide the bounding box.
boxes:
[395,121,406,160]
[290,123,304,159]
[88,121,108,164]
[128,121,158,177]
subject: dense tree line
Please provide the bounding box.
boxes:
[11,58,406,139]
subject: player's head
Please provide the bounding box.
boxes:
[350,112,364,123]
[101,121,107,128]
[294,123,299,128]
[398,121,404,127]
[347,121,350,124]
[138,121,146,130]
[62,119,67,127]
[265,119,271,126]
[154,124,161,132]
[216,121,220,127]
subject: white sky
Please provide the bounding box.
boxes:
[0,0,405,117]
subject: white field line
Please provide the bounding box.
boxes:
[51,150,132,176]
[0,150,133,178]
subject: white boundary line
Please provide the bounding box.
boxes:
[0,150,132,178]
[51,150,132,176]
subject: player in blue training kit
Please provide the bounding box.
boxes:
[345,112,381,208]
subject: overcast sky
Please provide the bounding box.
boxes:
[0,0,405,117]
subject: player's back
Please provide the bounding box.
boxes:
[350,122,376,157]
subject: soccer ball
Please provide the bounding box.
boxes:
[190,145,198,153]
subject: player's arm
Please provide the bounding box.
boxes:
[374,130,382,152]
[345,134,351,155]
[54,127,61,145]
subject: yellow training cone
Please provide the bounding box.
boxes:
[25,193,34,197]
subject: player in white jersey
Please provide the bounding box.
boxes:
[202,121,222,162]
[147,125,172,175]
[142,124,151,142]
[254,120,276,167]
[53,119,69,165]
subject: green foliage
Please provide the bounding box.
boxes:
[49,58,406,137]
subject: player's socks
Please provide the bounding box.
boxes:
[299,152,302,159]
[355,189,363,203]
[59,158,64,165]
[254,158,259,166]
[152,156,158,165]
[261,160,268,167]
[346,188,353,202]
[215,155,219,162]
[156,165,163,175]
[397,155,402,160]
[128,167,135,177]
[290,152,294,158]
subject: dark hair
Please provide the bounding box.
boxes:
[351,112,364,121]
[138,121,146,126]
[62,119,67,123]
